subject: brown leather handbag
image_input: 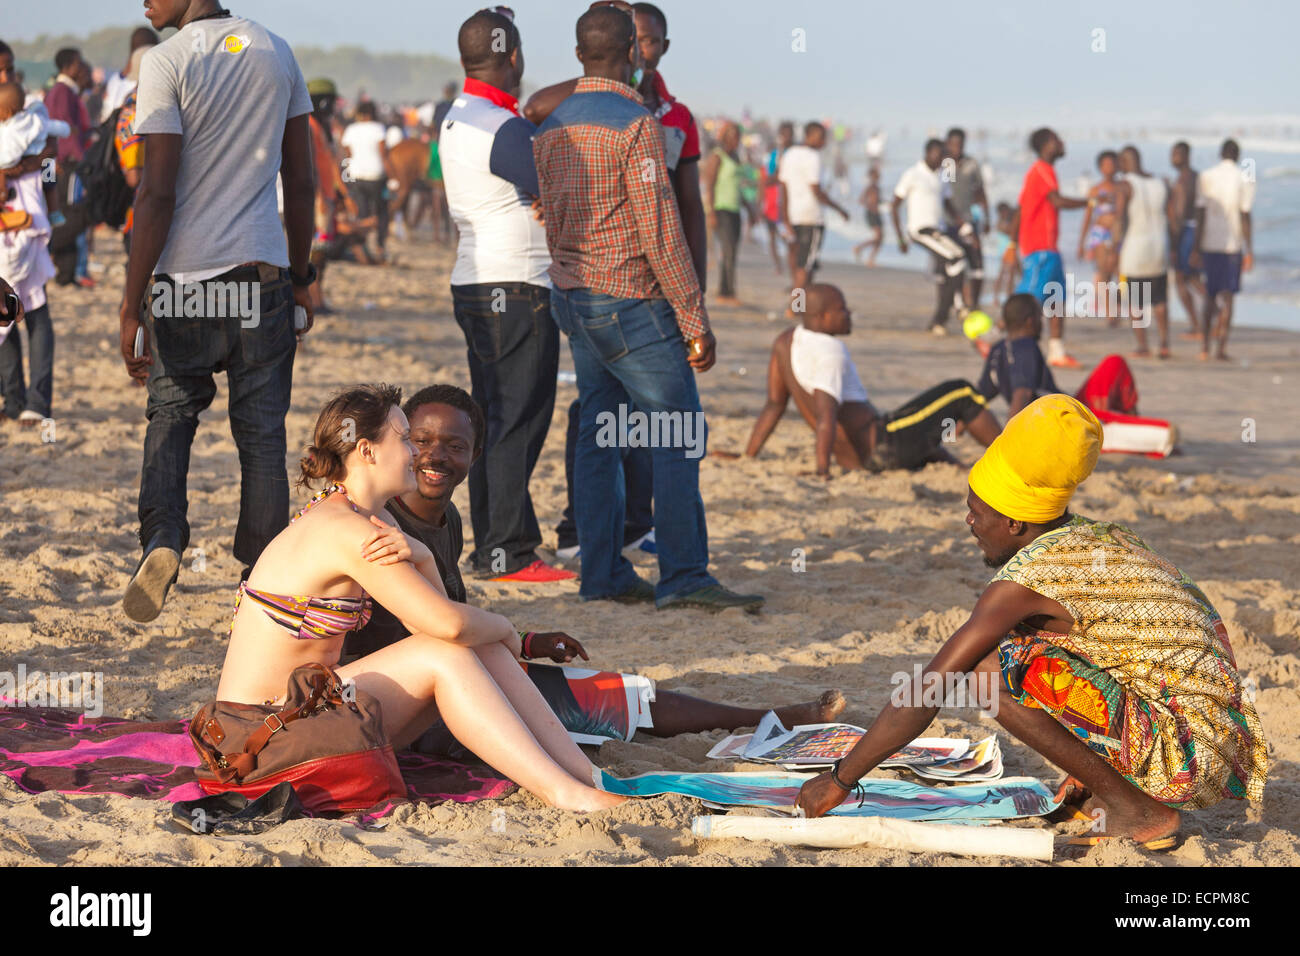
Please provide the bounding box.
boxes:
[188,663,406,813]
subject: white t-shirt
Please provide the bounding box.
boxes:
[790,325,869,404]
[385,125,404,150]
[1118,173,1168,277]
[1197,158,1255,254]
[894,160,945,234]
[778,144,824,226]
[340,120,388,182]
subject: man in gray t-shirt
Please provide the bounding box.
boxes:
[118,3,318,624]
[943,127,990,309]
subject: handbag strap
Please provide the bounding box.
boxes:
[191,666,339,783]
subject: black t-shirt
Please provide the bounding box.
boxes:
[342,497,466,659]
[976,336,1060,405]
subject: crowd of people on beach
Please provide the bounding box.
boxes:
[0,1,1267,844]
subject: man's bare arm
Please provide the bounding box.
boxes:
[280,114,315,281]
[745,347,790,457]
[672,160,708,288]
[812,389,838,477]
[522,78,579,126]
[890,195,907,250]
[1049,189,1089,211]
[802,580,1071,814]
[812,183,849,220]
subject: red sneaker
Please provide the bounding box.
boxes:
[492,560,578,583]
[1049,353,1082,369]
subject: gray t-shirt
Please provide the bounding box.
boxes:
[133,17,311,274]
[945,154,985,223]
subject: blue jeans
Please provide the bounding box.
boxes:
[0,301,54,418]
[451,282,559,574]
[550,288,716,603]
[138,265,297,567]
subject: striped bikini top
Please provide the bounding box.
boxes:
[231,483,373,640]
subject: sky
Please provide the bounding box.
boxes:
[6,0,1299,131]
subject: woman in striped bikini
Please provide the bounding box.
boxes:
[214,384,624,812]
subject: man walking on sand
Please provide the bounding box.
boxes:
[1014,127,1088,368]
[119,0,316,622]
[1167,141,1205,337]
[534,6,762,612]
[1192,139,1254,361]
[779,121,849,298]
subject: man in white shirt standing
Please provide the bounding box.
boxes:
[439,9,575,584]
[101,28,159,121]
[1192,138,1255,361]
[778,121,848,299]
[340,100,394,256]
[892,138,968,334]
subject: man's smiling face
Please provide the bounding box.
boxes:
[408,402,477,503]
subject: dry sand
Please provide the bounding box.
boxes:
[0,232,1296,867]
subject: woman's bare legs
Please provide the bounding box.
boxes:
[471,640,603,786]
[338,635,624,811]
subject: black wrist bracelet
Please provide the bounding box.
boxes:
[829,760,855,792]
[289,263,318,287]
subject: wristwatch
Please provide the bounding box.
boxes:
[288,263,318,287]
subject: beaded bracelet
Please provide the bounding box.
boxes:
[518,630,536,659]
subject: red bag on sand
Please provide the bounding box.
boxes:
[1076,355,1177,458]
[1093,408,1179,458]
[188,663,405,813]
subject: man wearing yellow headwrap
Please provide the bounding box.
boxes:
[797,395,1267,850]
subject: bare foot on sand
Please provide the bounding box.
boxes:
[774,690,846,726]
[1070,794,1180,847]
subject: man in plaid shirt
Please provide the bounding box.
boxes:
[534,5,762,613]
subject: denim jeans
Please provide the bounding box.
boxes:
[0,302,54,419]
[138,265,297,568]
[550,287,716,602]
[452,282,559,574]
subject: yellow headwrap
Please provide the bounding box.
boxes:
[968,395,1102,523]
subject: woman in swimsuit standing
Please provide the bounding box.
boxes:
[215,384,625,812]
[1077,150,1121,324]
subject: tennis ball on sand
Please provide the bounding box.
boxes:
[963,310,993,340]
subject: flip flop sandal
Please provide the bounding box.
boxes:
[1065,833,1178,852]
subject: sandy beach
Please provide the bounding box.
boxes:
[0,232,1296,867]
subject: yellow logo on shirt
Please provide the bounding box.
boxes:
[222,35,250,54]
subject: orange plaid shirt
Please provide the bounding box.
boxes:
[533,77,709,340]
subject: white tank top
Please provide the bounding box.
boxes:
[1119,173,1169,278]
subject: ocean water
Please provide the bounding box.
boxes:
[811,132,1300,332]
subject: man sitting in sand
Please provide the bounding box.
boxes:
[741,283,1001,478]
[343,383,845,744]
[797,395,1267,847]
